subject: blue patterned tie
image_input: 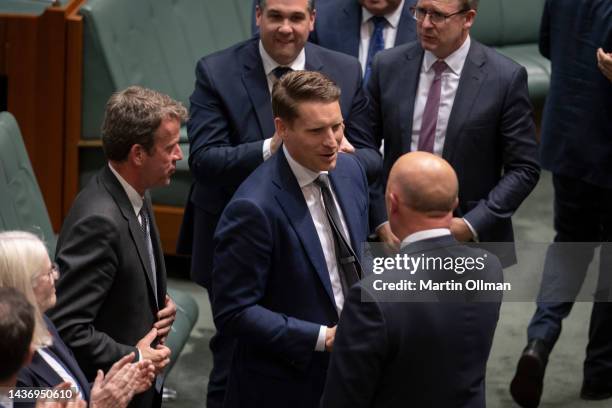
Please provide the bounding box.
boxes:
[363,16,387,85]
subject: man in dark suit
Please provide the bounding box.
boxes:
[510,1,612,406]
[310,0,417,82]
[212,71,370,408]
[320,151,503,408]
[366,0,540,265]
[180,0,387,404]
[49,86,183,408]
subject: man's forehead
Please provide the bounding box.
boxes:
[263,0,310,12]
[418,0,460,8]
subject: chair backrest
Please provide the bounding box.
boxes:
[471,0,545,47]
[0,112,56,253]
[80,0,250,139]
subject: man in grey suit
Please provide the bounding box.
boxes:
[366,0,539,264]
[50,86,183,408]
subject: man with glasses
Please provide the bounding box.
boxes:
[365,0,539,265]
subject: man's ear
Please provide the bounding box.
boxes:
[452,196,459,211]
[23,343,36,366]
[309,9,316,32]
[464,9,476,30]
[255,5,262,27]
[129,144,145,167]
[275,117,288,141]
[388,192,399,215]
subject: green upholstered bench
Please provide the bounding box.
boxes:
[76,0,251,251]
[0,111,56,253]
[165,288,199,373]
[471,0,549,106]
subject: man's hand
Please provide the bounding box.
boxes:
[154,295,176,344]
[90,354,138,408]
[132,359,156,395]
[597,48,612,82]
[450,217,474,242]
[339,130,355,154]
[270,131,282,154]
[325,325,337,352]
[136,328,171,375]
[376,222,400,253]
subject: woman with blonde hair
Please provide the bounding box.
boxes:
[0,231,155,408]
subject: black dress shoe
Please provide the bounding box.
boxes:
[580,382,612,400]
[510,339,551,408]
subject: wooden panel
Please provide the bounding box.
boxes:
[0,1,86,231]
[63,6,84,215]
[153,205,185,256]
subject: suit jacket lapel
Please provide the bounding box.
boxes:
[242,41,275,140]
[443,41,487,162]
[398,45,423,155]
[395,1,417,46]
[273,152,336,307]
[144,195,166,308]
[340,1,362,57]
[100,167,159,310]
[328,170,361,257]
[304,42,324,71]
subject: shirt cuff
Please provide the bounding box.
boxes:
[263,138,272,161]
[315,325,327,352]
[463,218,479,242]
[375,221,389,233]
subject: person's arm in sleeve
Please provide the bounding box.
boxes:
[212,199,322,372]
[187,58,267,190]
[463,66,540,242]
[320,284,388,408]
[49,215,138,373]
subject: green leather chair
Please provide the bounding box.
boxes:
[0,111,56,253]
[78,0,251,208]
[471,0,550,105]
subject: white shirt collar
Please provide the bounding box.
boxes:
[108,163,143,217]
[283,145,327,188]
[401,228,451,248]
[423,34,471,76]
[361,0,405,29]
[259,40,306,77]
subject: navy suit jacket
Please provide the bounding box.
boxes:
[180,37,381,287]
[16,316,91,407]
[212,150,369,408]
[309,0,417,58]
[367,40,540,265]
[321,235,503,408]
[539,0,612,188]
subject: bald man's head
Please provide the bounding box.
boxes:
[387,152,458,214]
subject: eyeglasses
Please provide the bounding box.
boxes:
[410,6,469,25]
[32,262,60,285]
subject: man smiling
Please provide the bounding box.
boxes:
[179,1,383,405]
[211,71,370,408]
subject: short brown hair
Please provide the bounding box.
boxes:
[460,0,478,10]
[102,86,187,162]
[272,71,341,124]
[0,287,34,381]
[259,0,315,13]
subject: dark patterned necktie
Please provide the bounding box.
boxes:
[139,204,158,302]
[272,66,293,79]
[314,174,363,294]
